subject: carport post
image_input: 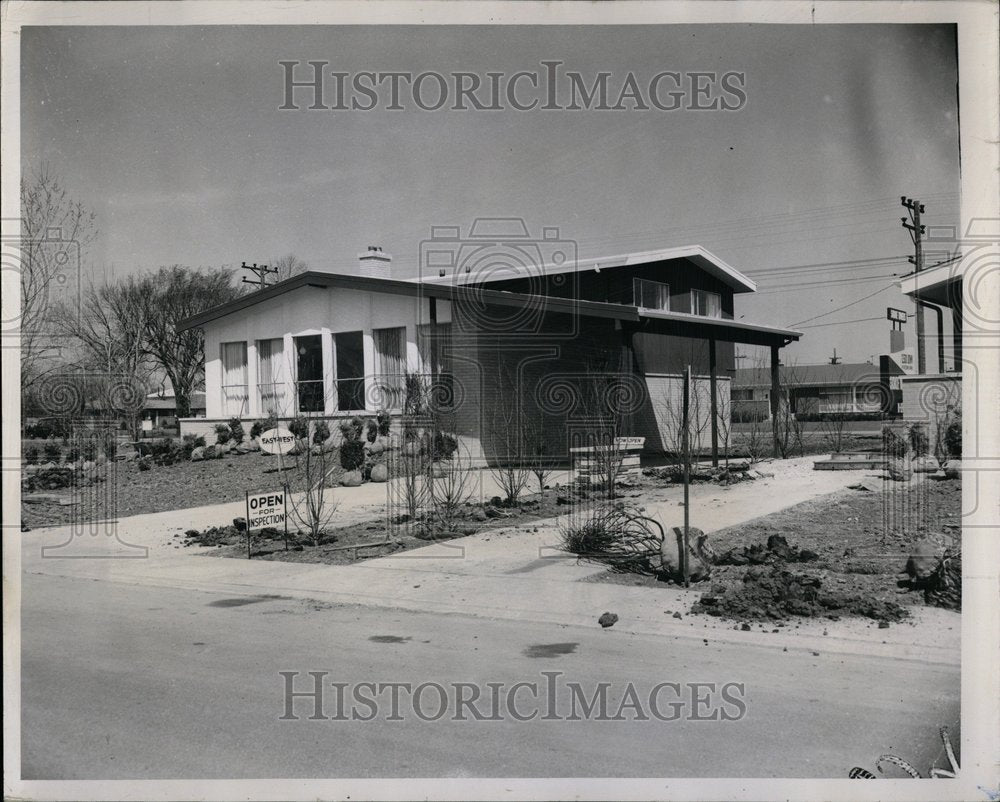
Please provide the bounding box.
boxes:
[770,344,781,458]
[709,337,719,467]
[682,365,691,589]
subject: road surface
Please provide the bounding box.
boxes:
[21,572,958,779]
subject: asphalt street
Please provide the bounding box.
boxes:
[21,572,958,779]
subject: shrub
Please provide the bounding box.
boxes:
[66,445,82,463]
[81,440,98,461]
[151,437,182,466]
[288,416,309,440]
[340,440,366,471]
[882,426,908,458]
[250,414,277,439]
[42,442,62,464]
[180,433,206,459]
[339,416,365,442]
[137,455,153,471]
[24,446,40,465]
[366,418,378,443]
[312,420,331,445]
[214,423,232,444]
[433,431,458,460]
[944,411,962,458]
[907,423,929,456]
[376,409,391,437]
[228,417,245,444]
[203,444,218,460]
[559,506,621,556]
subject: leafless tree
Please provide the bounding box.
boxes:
[121,266,243,417]
[425,441,476,538]
[523,411,555,495]
[278,423,340,547]
[271,253,309,282]
[19,166,97,390]
[715,386,733,468]
[485,360,530,505]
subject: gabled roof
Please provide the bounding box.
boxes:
[414,244,758,294]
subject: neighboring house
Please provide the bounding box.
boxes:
[732,362,904,421]
[142,391,207,431]
[896,253,963,433]
[177,230,801,462]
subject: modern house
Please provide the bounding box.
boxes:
[178,227,801,464]
[732,361,904,421]
[141,391,207,431]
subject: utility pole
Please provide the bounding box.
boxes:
[241,261,279,290]
[901,197,926,373]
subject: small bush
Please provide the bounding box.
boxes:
[24,446,40,465]
[340,440,366,471]
[150,437,182,466]
[137,455,153,471]
[907,423,929,456]
[81,440,99,461]
[214,423,232,444]
[180,433,206,459]
[311,420,331,445]
[559,507,621,556]
[796,411,889,423]
[366,418,378,443]
[339,416,365,442]
[288,416,309,440]
[433,432,458,460]
[42,442,62,464]
[228,417,245,444]
[882,426,908,458]
[65,445,82,463]
[376,409,391,437]
[944,411,962,458]
[250,414,278,439]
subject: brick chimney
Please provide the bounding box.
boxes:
[358,245,391,278]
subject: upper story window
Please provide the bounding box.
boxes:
[691,289,722,318]
[633,278,670,311]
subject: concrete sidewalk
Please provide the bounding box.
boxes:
[20,456,959,665]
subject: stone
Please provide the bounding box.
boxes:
[369,462,389,483]
[82,460,96,472]
[190,446,205,461]
[235,443,252,454]
[233,517,247,532]
[943,460,962,480]
[598,612,618,628]
[402,441,422,457]
[220,442,233,454]
[246,438,261,451]
[472,508,489,522]
[320,437,338,453]
[887,458,913,482]
[912,455,939,473]
[904,539,942,582]
[203,445,217,460]
[339,470,363,487]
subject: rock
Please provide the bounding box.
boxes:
[235,443,253,454]
[95,453,108,465]
[598,612,618,628]
[472,508,489,522]
[740,622,752,631]
[220,442,233,454]
[190,446,205,461]
[912,455,938,473]
[672,611,682,619]
[943,460,962,480]
[887,457,913,482]
[904,539,943,582]
[82,460,96,472]
[369,462,389,482]
[232,517,247,532]
[184,529,199,537]
[246,438,261,451]
[320,437,338,453]
[365,440,385,456]
[401,440,422,457]
[878,620,890,629]
[339,470,363,487]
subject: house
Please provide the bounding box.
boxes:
[141,390,207,431]
[177,227,801,464]
[732,361,904,421]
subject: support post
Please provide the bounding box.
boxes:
[770,344,781,458]
[952,302,962,369]
[709,338,719,467]
[682,365,691,589]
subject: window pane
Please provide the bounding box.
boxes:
[257,338,288,416]
[692,289,721,318]
[633,278,669,310]
[373,327,405,410]
[294,334,324,412]
[334,331,365,411]
[221,342,248,417]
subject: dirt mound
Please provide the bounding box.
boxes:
[691,564,909,622]
[714,534,820,566]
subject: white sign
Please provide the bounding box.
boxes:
[245,489,287,532]
[890,347,916,376]
[258,426,296,455]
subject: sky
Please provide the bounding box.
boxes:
[21,24,961,365]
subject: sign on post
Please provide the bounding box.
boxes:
[245,487,289,557]
[258,426,296,456]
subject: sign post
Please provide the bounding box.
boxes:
[245,488,288,559]
[682,365,691,588]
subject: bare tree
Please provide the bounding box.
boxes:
[122,266,243,417]
[278,423,340,547]
[271,253,309,282]
[523,411,555,495]
[425,441,476,538]
[485,360,530,506]
[715,386,733,468]
[19,166,97,389]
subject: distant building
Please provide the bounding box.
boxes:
[732,361,904,420]
[142,391,206,431]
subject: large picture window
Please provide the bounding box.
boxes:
[294,334,324,413]
[691,289,722,318]
[220,341,248,417]
[633,278,670,311]
[334,331,366,412]
[257,338,288,416]
[373,327,406,411]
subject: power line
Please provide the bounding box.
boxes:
[797,316,883,329]
[788,282,900,327]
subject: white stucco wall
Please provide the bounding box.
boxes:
[202,286,452,418]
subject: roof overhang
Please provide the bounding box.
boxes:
[414,244,758,294]
[897,260,963,308]
[635,309,800,347]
